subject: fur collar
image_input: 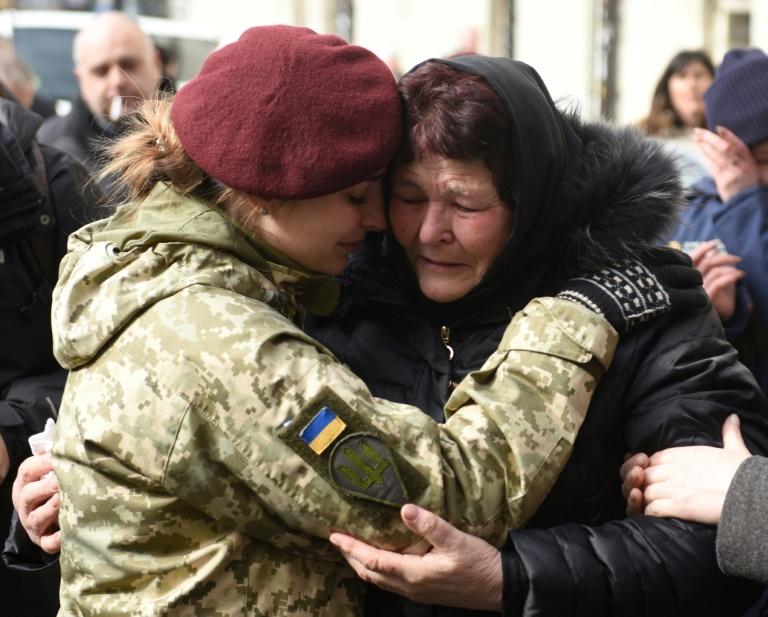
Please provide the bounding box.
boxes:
[550,115,682,279]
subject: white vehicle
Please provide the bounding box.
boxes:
[0,10,218,108]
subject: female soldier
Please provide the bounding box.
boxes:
[42,26,694,617]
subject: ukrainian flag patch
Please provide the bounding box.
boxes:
[300,406,347,455]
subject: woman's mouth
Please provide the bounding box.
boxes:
[417,256,462,271]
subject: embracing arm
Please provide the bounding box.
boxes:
[163,296,616,551]
[644,421,768,587]
[501,308,768,616]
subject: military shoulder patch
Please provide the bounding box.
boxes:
[300,406,346,454]
[330,433,408,507]
[277,388,428,525]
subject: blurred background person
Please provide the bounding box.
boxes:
[638,49,715,188]
[38,11,162,184]
[0,48,56,119]
[666,47,768,396]
[0,91,101,617]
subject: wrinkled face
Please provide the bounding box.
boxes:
[752,141,768,185]
[389,157,514,303]
[256,177,387,275]
[668,61,713,127]
[74,21,161,119]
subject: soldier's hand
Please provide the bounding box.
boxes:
[12,453,61,554]
[330,504,502,611]
[556,247,706,334]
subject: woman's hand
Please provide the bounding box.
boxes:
[620,452,649,516]
[642,415,752,524]
[329,504,502,611]
[688,240,744,321]
[11,453,61,554]
[694,127,760,202]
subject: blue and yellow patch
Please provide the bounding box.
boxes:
[299,406,347,455]
[277,389,429,523]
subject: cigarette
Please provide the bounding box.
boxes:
[109,95,123,121]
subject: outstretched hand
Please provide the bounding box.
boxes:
[642,414,752,524]
[329,504,502,611]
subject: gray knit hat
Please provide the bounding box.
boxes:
[704,48,768,147]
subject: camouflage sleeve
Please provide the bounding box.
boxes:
[162,295,617,552]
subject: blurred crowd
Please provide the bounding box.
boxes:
[0,10,766,617]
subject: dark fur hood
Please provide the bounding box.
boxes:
[551,113,682,279]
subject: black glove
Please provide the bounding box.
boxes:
[556,247,707,334]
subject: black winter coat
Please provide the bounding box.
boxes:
[308,114,768,616]
[0,99,102,617]
[37,97,112,176]
[310,250,768,617]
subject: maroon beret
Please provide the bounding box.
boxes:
[171,25,402,200]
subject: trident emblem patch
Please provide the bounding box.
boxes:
[330,434,409,506]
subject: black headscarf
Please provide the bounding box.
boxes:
[386,55,583,325]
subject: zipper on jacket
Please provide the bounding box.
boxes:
[440,326,460,393]
[440,325,454,360]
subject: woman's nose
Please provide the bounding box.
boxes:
[418,203,453,244]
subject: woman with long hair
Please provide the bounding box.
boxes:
[639,49,714,137]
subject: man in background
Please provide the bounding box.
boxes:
[38,11,161,180]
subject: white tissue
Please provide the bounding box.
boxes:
[28,417,56,455]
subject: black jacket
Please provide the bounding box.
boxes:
[308,113,768,616]
[0,101,101,393]
[0,98,102,617]
[37,98,108,174]
[37,97,126,199]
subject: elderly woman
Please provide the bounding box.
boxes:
[312,56,768,616]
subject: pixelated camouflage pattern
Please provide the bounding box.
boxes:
[51,185,617,616]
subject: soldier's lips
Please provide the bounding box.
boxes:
[338,241,362,253]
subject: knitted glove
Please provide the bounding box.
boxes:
[557,247,707,334]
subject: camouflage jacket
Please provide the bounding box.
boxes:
[51,185,617,616]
